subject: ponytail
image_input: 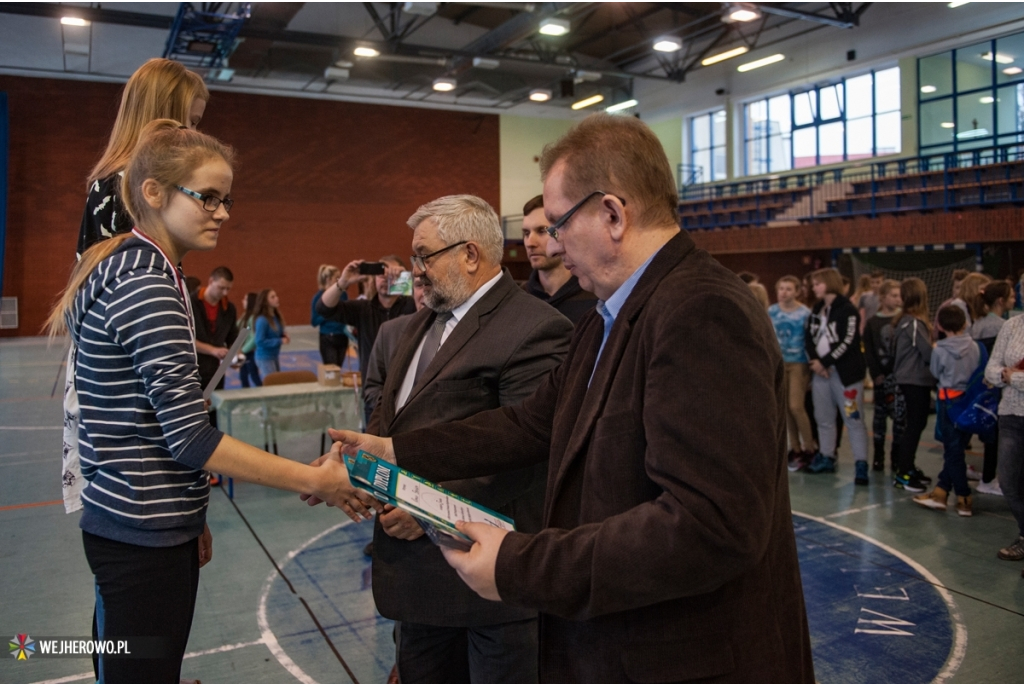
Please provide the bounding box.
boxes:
[44,234,134,338]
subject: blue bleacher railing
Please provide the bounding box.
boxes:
[678,141,1024,230]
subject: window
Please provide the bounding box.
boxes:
[743,67,900,175]
[689,110,727,182]
[918,30,1024,153]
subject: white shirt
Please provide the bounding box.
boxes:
[395,270,504,410]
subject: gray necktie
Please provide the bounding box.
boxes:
[413,311,453,385]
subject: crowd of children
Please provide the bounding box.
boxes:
[764,267,1024,573]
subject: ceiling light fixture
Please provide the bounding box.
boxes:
[982,52,1014,64]
[724,3,762,23]
[571,94,604,110]
[940,122,956,129]
[653,36,682,53]
[1004,66,1024,75]
[539,18,570,36]
[701,46,750,66]
[574,70,602,83]
[354,46,380,58]
[920,85,937,93]
[737,53,785,72]
[432,77,457,92]
[60,17,90,26]
[324,66,350,80]
[472,57,500,69]
[529,89,552,102]
[957,128,990,139]
[980,96,995,104]
[947,1,970,7]
[605,99,638,113]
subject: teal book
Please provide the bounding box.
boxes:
[345,450,516,551]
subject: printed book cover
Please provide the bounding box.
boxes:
[344,450,515,552]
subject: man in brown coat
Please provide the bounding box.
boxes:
[326,114,814,683]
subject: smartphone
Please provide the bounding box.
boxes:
[358,262,386,275]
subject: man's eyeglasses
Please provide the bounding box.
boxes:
[545,191,625,241]
[411,241,467,271]
[177,186,234,213]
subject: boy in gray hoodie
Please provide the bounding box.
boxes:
[915,305,982,516]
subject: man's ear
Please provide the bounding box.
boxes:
[603,195,627,242]
[141,178,165,211]
[463,242,481,274]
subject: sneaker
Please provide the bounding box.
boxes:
[872,456,885,472]
[806,453,836,474]
[910,467,932,484]
[956,495,973,517]
[966,465,982,481]
[976,479,1003,496]
[787,451,805,472]
[893,472,927,493]
[913,487,949,511]
[855,460,869,485]
[998,536,1024,561]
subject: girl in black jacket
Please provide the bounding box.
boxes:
[804,268,871,484]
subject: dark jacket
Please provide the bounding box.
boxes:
[393,232,814,683]
[362,314,414,415]
[805,294,866,386]
[892,314,936,387]
[315,295,417,379]
[369,270,573,627]
[863,310,899,379]
[190,289,239,391]
[523,271,597,326]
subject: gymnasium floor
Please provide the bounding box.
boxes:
[2,328,1023,684]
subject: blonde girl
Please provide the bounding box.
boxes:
[78,58,210,256]
[48,120,373,683]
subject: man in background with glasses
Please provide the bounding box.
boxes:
[325,114,813,683]
[359,194,573,683]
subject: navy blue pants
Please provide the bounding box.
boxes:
[83,531,200,683]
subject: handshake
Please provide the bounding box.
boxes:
[299,429,426,542]
[300,429,507,602]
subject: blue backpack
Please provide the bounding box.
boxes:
[949,344,999,442]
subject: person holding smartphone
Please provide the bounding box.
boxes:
[316,256,417,387]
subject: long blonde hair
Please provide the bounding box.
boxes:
[88,59,209,185]
[47,120,234,337]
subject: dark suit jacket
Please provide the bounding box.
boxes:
[362,314,414,415]
[393,232,814,682]
[369,270,573,627]
[190,293,239,391]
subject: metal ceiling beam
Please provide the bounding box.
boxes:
[757,3,865,29]
[0,2,674,82]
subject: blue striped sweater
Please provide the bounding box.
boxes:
[69,236,223,547]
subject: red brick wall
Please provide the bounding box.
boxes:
[0,76,499,336]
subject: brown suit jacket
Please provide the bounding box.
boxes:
[394,232,815,682]
[369,270,573,627]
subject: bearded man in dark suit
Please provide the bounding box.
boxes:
[360,194,572,683]
[323,116,813,683]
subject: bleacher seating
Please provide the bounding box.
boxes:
[679,142,1024,230]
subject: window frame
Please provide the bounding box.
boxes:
[743,66,901,175]
[917,32,1024,155]
[688,109,728,182]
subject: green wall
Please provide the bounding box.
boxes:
[499,115,575,217]
[500,114,684,217]
[648,116,683,178]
